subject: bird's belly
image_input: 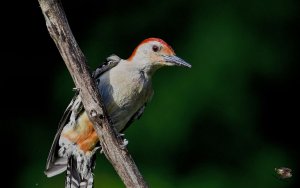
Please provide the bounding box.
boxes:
[100,73,150,131]
[60,111,99,154]
[105,87,149,131]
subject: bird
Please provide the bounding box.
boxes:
[44,38,191,188]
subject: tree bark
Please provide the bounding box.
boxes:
[37,0,148,187]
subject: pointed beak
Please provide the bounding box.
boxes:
[162,55,192,68]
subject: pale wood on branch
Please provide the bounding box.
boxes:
[37,0,148,187]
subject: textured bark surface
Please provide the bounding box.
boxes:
[37,0,148,187]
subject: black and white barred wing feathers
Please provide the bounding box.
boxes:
[44,55,120,179]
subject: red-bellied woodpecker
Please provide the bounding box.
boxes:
[44,38,191,188]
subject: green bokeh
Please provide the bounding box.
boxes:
[24,0,298,187]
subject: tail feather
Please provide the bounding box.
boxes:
[65,155,96,188]
[45,157,68,177]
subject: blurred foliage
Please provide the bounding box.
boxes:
[19,0,299,187]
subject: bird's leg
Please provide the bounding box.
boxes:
[72,87,80,92]
[99,148,104,154]
[90,146,101,155]
[120,139,129,149]
[116,132,128,149]
[117,133,125,137]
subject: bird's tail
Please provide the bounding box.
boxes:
[65,154,96,188]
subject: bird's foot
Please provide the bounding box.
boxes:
[100,148,104,154]
[116,133,128,149]
[91,147,100,155]
[120,139,129,149]
[117,133,125,138]
[72,87,80,92]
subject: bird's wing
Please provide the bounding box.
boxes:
[120,105,146,133]
[45,54,121,178]
[120,88,154,133]
[45,92,82,177]
[92,54,121,79]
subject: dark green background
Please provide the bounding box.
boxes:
[4,0,299,187]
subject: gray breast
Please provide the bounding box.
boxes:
[98,69,152,131]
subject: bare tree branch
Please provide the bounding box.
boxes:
[37,0,148,187]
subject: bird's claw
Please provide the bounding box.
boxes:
[120,139,129,149]
[91,146,100,154]
[117,133,128,149]
[117,133,125,137]
[73,87,80,92]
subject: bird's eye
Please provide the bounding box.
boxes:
[152,45,160,52]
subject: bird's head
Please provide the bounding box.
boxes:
[127,38,191,75]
